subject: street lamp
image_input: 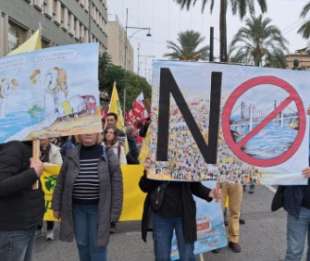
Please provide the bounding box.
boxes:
[123,8,151,114]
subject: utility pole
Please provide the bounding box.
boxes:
[209,27,214,62]
[123,8,129,115]
[88,0,92,43]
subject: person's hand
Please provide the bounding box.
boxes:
[30,158,44,177]
[209,184,222,202]
[53,211,61,219]
[144,158,151,170]
[303,167,310,178]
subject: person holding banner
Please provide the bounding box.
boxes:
[139,162,222,261]
[52,133,123,261]
[0,141,44,261]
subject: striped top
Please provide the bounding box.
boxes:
[73,145,102,204]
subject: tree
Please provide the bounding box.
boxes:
[175,0,267,62]
[98,52,152,110]
[229,15,288,68]
[164,30,209,61]
[298,2,310,39]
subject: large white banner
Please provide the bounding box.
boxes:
[148,60,310,185]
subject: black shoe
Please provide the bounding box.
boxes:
[110,222,117,234]
[228,242,241,253]
[239,218,245,225]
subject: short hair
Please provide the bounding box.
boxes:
[107,112,118,121]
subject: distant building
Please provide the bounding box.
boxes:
[286,48,310,69]
[0,0,108,56]
[106,16,134,72]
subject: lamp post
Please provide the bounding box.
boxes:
[123,8,151,114]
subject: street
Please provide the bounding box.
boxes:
[33,186,295,261]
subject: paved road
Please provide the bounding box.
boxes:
[34,186,298,261]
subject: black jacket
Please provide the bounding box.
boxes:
[282,185,307,218]
[0,141,44,230]
[139,173,212,243]
[126,136,139,164]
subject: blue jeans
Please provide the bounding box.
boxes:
[285,207,310,261]
[73,204,107,261]
[152,213,195,261]
[0,228,36,261]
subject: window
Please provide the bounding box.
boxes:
[61,5,64,25]
[8,21,28,52]
[52,0,57,15]
[75,20,80,39]
[42,38,51,48]
[33,0,44,10]
[63,7,68,30]
[44,0,53,17]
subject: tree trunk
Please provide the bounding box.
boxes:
[220,0,228,62]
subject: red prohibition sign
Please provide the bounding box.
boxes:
[222,76,306,167]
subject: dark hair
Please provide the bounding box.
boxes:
[103,126,118,145]
[107,112,118,121]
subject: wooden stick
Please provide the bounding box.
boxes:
[199,254,205,261]
[32,139,40,190]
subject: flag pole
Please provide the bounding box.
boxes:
[32,139,40,190]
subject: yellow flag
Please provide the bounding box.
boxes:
[40,163,61,221]
[8,30,41,56]
[108,82,126,131]
[119,164,146,221]
[108,82,129,153]
[138,128,151,163]
[40,163,146,222]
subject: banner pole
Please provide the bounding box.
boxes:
[32,139,40,190]
[199,254,205,261]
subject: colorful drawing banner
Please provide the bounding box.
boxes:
[171,181,227,259]
[0,43,101,143]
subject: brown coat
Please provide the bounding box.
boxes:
[52,145,123,247]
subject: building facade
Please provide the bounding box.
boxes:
[106,17,134,72]
[0,0,108,56]
[286,48,310,70]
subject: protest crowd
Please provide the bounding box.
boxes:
[2,84,310,261]
[2,2,310,259]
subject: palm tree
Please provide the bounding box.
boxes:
[164,30,209,61]
[229,15,288,68]
[175,0,267,62]
[298,2,310,39]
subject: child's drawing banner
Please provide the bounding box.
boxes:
[0,43,101,142]
[148,60,310,185]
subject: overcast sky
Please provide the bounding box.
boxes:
[107,0,309,81]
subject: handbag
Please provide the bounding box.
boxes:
[149,182,169,212]
[271,186,284,212]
